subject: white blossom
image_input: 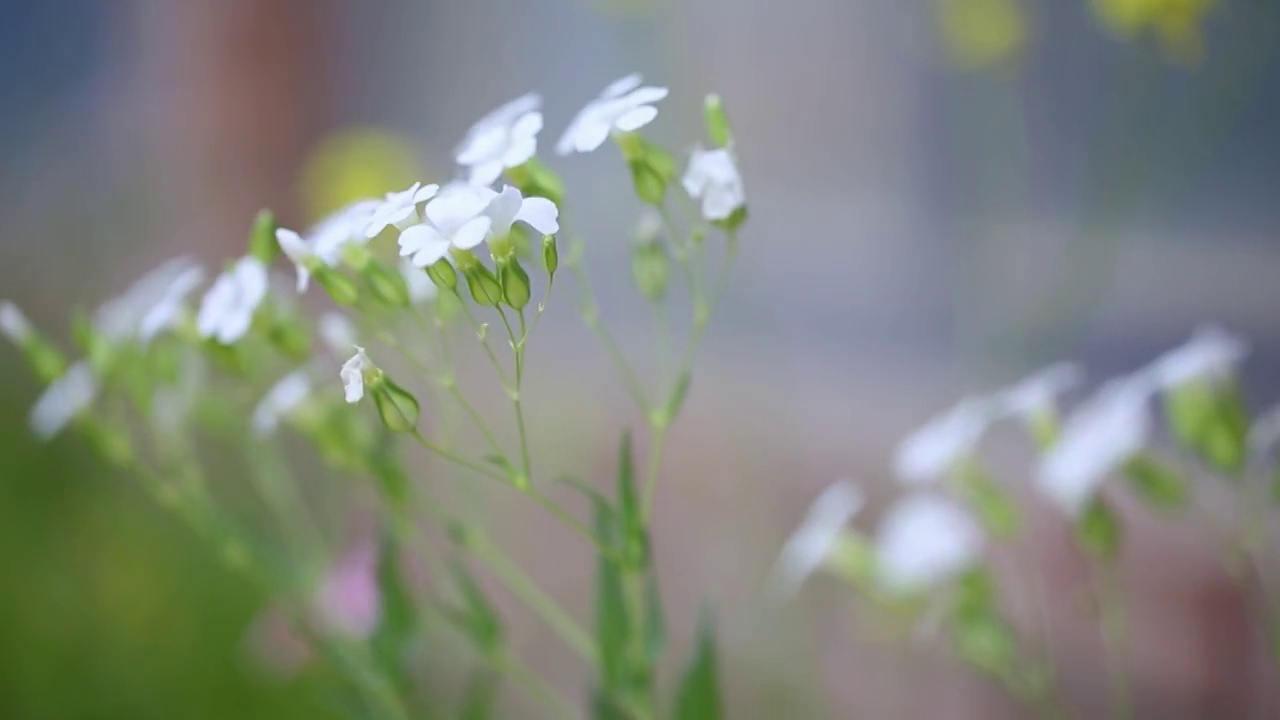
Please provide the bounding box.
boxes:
[196,257,268,345]
[874,493,983,596]
[400,258,438,305]
[277,200,380,293]
[482,185,560,239]
[318,313,357,354]
[1038,375,1156,516]
[364,183,439,239]
[30,362,97,439]
[993,362,1083,420]
[151,353,207,436]
[556,73,669,155]
[94,257,204,343]
[252,371,312,437]
[397,184,494,268]
[340,346,374,403]
[682,146,746,221]
[0,301,32,343]
[893,398,995,485]
[138,265,206,343]
[456,93,543,186]
[1148,324,1249,390]
[770,480,864,597]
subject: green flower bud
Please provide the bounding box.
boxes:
[362,258,411,307]
[1123,454,1187,510]
[703,93,733,148]
[248,209,279,263]
[506,157,566,205]
[456,253,502,307]
[314,266,359,306]
[498,257,531,310]
[631,239,670,302]
[541,235,558,281]
[951,464,1020,538]
[372,376,420,432]
[426,258,458,291]
[629,161,667,206]
[1074,496,1122,562]
[822,532,877,589]
[1165,379,1248,473]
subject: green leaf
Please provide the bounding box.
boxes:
[370,530,417,691]
[616,431,647,568]
[952,465,1020,538]
[663,371,692,427]
[1123,454,1187,510]
[673,610,723,720]
[447,560,504,656]
[645,569,667,670]
[594,499,631,690]
[589,686,630,720]
[458,666,502,720]
[1074,496,1123,562]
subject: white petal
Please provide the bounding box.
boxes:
[340,347,369,404]
[1149,325,1249,389]
[412,183,440,204]
[30,362,97,439]
[0,301,32,343]
[399,224,451,266]
[467,159,506,188]
[275,228,312,264]
[572,116,613,153]
[451,216,493,251]
[485,186,524,237]
[620,86,669,107]
[602,73,643,99]
[875,494,983,596]
[425,190,490,234]
[515,197,560,235]
[501,135,538,170]
[612,105,659,133]
[893,399,994,484]
[994,362,1083,420]
[771,480,864,597]
[400,258,438,304]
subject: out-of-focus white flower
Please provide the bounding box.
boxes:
[397,184,494,268]
[30,362,97,439]
[682,146,746,222]
[456,93,543,186]
[770,480,864,598]
[138,265,206,343]
[276,200,380,293]
[993,362,1083,420]
[275,228,319,293]
[340,346,373,403]
[196,257,268,345]
[874,493,984,596]
[0,301,32,343]
[252,371,312,437]
[893,398,995,485]
[364,183,440,239]
[318,312,357,354]
[400,258,437,304]
[1149,325,1249,390]
[556,73,669,155]
[483,185,560,239]
[151,353,207,437]
[1038,375,1155,516]
[94,257,204,344]
[312,542,381,638]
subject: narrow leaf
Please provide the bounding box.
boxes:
[458,666,502,720]
[674,610,723,720]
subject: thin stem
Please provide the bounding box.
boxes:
[1094,560,1134,720]
[453,289,513,389]
[498,651,580,720]
[569,259,650,413]
[524,485,623,563]
[500,306,533,485]
[640,428,668,521]
[409,429,509,485]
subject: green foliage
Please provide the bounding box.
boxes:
[249,209,280,263]
[1075,496,1123,562]
[673,610,723,720]
[1123,454,1187,510]
[445,560,504,657]
[371,530,418,692]
[372,378,420,432]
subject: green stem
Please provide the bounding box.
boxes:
[1094,561,1133,720]
[453,289,513,389]
[570,260,650,413]
[500,307,533,486]
[498,651,580,719]
[409,429,510,485]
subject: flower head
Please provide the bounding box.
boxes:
[1038,375,1155,516]
[95,257,204,344]
[556,73,669,155]
[456,93,543,186]
[0,301,32,344]
[340,346,374,403]
[277,200,380,293]
[196,257,268,345]
[1149,324,1248,390]
[893,398,995,485]
[682,146,746,222]
[770,480,864,598]
[311,542,381,638]
[138,265,206,343]
[482,185,560,240]
[364,183,440,239]
[993,362,1083,420]
[30,361,97,439]
[400,258,438,304]
[252,371,312,437]
[874,493,984,596]
[397,184,494,268]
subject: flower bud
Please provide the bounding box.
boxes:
[506,157,565,205]
[703,94,733,148]
[452,252,502,307]
[631,239,669,303]
[1123,454,1186,510]
[248,209,279,263]
[314,266,359,306]
[498,257,532,310]
[372,376,420,432]
[426,258,458,291]
[362,258,411,308]
[1074,496,1122,561]
[1165,380,1248,473]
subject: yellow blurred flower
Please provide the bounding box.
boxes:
[937,0,1028,70]
[1090,0,1218,62]
[299,127,422,223]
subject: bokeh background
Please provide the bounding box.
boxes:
[2,0,1280,717]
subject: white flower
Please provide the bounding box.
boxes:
[482,185,560,239]
[252,371,312,437]
[30,362,97,439]
[0,301,32,343]
[874,493,984,596]
[1148,324,1249,390]
[277,200,380,293]
[94,257,204,343]
[893,398,995,485]
[770,480,864,598]
[456,93,543,187]
[137,265,206,343]
[196,257,268,345]
[555,73,669,155]
[151,353,207,436]
[1038,375,1156,516]
[363,183,440,239]
[400,258,438,305]
[682,146,746,221]
[340,346,374,403]
[318,312,357,354]
[993,362,1083,420]
[396,184,494,267]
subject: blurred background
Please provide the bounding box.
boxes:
[2,0,1279,717]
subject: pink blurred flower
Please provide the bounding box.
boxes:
[312,541,382,638]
